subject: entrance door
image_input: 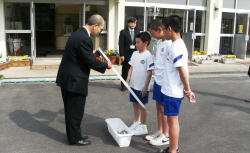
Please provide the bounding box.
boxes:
[182,9,196,60]
[31,1,36,61]
[234,13,250,59]
[146,6,158,56]
[145,7,197,60]
[80,3,86,26]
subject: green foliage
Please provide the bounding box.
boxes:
[0,74,4,80]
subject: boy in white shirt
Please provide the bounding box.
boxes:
[146,18,172,146]
[126,32,154,135]
[159,15,196,153]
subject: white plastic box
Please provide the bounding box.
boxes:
[105,118,134,147]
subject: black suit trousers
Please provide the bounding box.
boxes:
[121,60,131,87]
[61,88,86,144]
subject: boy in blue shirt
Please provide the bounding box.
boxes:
[126,32,154,135]
[159,15,196,153]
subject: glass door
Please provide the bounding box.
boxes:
[31,1,36,61]
[145,7,199,60]
[220,12,235,56]
[146,6,157,57]
[182,9,196,60]
[234,13,250,59]
[4,2,32,57]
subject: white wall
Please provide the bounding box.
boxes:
[107,0,125,51]
[204,0,223,55]
[0,0,7,58]
[107,0,115,50]
[117,0,125,50]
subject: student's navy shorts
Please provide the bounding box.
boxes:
[163,94,184,116]
[152,81,164,104]
[130,88,149,104]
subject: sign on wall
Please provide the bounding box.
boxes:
[85,4,90,11]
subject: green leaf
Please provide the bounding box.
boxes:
[0,75,4,80]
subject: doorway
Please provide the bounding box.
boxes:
[145,7,205,60]
[35,3,56,57]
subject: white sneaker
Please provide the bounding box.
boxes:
[131,124,148,135]
[129,121,140,130]
[145,130,162,141]
[149,133,169,146]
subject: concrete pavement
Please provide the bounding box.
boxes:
[0,77,250,153]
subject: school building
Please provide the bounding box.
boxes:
[0,0,250,61]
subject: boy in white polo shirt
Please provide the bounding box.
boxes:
[159,15,196,153]
[146,18,172,146]
[126,32,154,135]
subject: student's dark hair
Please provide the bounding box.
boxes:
[136,32,151,46]
[162,15,183,33]
[148,18,163,31]
[86,14,104,26]
[127,17,137,23]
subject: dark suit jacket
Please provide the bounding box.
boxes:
[56,27,108,96]
[118,28,140,61]
[248,66,250,76]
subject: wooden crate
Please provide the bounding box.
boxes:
[10,60,31,67]
[96,56,122,65]
[96,57,108,63]
[0,62,11,70]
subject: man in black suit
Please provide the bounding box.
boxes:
[56,14,112,146]
[119,17,140,91]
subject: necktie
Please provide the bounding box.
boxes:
[131,31,134,43]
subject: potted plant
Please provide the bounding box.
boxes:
[208,53,223,61]
[193,51,207,55]
[200,56,214,64]
[222,55,236,64]
[0,74,4,87]
[193,57,201,64]
[105,49,118,64]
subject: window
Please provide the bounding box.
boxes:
[220,37,233,53]
[4,3,30,30]
[6,33,31,56]
[85,5,108,31]
[221,12,234,34]
[125,6,144,31]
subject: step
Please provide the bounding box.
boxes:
[31,57,61,70]
[31,65,59,70]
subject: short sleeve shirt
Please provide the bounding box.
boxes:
[128,50,154,91]
[161,39,188,98]
[154,39,172,86]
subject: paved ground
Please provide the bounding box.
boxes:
[0,76,250,153]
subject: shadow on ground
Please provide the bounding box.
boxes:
[9,108,158,152]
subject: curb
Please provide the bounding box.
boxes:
[1,76,120,83]
[1,73,249,83]
[189,71,248,75]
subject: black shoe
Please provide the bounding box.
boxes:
[70,139,91,146]
[121,86,125,91]
[81,135,88,140]
[158,149,168,153]
[158,147,179,153]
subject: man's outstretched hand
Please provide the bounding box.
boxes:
[107,62,112,69]
[93,50,100,57]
